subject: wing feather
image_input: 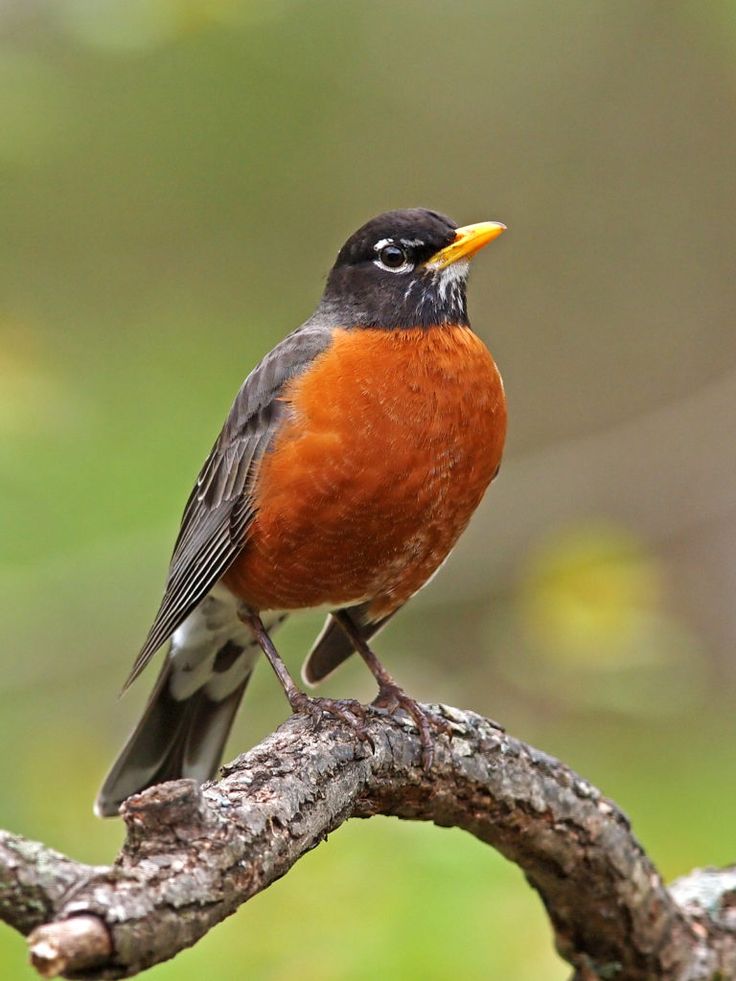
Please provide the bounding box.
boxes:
[123,322,334,690]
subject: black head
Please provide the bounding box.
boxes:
[318,208,505,330]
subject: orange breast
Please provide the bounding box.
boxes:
[223,325,507,618]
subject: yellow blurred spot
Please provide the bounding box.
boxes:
[520,521,663,666]
[0,323,77,436]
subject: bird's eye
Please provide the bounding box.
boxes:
[378,244,406,268]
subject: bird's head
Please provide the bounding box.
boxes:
[320,208,506,329]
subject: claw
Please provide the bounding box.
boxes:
[290,694,375,752]
[372,684,444,771]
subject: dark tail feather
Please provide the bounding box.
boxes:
[94,654,250,818]
[301,604,397,686]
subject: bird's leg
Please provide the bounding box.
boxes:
[332,610,447,770]
[239,609,372,741]
[240,610,303,707]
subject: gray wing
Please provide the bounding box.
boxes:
[122,322,334,691]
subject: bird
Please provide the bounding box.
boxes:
[95,207,507,818]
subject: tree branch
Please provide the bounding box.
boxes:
[0,705,734,980]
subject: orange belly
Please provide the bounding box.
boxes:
[223,325,506,618]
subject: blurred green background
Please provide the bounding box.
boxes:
[2,1,736,978]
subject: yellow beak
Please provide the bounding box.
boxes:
[426,221,506,268]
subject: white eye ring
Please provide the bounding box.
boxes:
[372,239,414,274]
[373,256,414,274]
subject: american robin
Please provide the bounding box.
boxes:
[95,208,507,817]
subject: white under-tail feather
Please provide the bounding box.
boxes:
[95,589,285,818]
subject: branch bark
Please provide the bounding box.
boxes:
[0,705,734,980]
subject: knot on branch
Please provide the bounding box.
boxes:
[121,779,217,852]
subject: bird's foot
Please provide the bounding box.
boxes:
[289,693,374,750]
[371,684,449,771]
